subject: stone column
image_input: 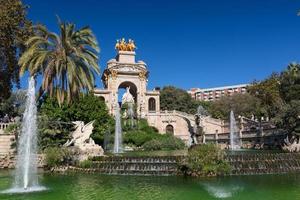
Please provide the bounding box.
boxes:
[139,72,147,118]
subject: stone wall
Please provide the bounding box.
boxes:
[56,156,182,176]
[227,152,300,175]
[146,112,191,143]
[145,111,226,145]
[0,154,45,169]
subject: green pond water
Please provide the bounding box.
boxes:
[1,170,300,200]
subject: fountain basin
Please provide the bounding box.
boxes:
[1,170,300,199]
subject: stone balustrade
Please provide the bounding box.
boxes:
[0,123,13,135]
[0,123,10,130]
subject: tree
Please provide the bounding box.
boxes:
[275,63,300,138]
[0,0,32,101]
[277,100,300,137]
[0,89,27,118]
[247,73,283,118]
[39,94,114,148]
[209,93,262,120]
[160,86,201,114]
[279,63,300,103]
[19,21,100,105]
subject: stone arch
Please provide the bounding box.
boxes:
[166,124,174,135]
[148,97,156,112]
[117,81,138,103]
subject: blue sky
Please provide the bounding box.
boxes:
[21,0,300,90]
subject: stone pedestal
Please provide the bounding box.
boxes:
[76,143,104,161]
[116,51,136,63]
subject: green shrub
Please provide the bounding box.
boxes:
[138,119,159,133]
[44,147,72,168]
[181,144,230,177]
[124,130,159,147]
[122,119,185,151]
[122,119,161,148]
[78,160,93,168]
[142,135,186,151]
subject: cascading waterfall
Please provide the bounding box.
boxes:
[113,103,123,153]
[230,110,241,150]
[3,77,45,193]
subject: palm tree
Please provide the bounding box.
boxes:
[19,21,100,105]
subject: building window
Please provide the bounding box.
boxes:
[148,98,156,112]
[166,124,174,135]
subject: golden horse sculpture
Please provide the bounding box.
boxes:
[115,38,136,51]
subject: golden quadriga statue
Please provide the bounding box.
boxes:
[115,38,136,51]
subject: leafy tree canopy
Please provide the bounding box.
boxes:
[247,73,283,118]
[160,86,202,114]
[246,63,300,136]
[208,93,262,120]
[276,100,300,136]
[0,90,27,118]
[38,94,114,149]
[275,63,300,136]
[0,0,32,101]
[279,63,300,103]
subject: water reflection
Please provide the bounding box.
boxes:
[202,182,243,198]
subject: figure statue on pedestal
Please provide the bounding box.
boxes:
[121,87,136,127]
[191,105,207,145]
[64,121,104,161]
[115,38,136,51]
[121,87,135,105]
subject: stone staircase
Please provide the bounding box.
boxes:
[227,152,300,175]
[0,134,15,154]
[88,156,182,176]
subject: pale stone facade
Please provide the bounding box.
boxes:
[146,111,226,144]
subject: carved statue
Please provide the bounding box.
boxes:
[127,39,136,51]
[283,136,300,152]
[191,106,207,146]
[120,38,126,51]
[64,121,103,160]
[121,87,135,105]
[115,39,120,50]
[64,121,94,147]
[139,71,147,81]
[115,38,136,51]
[110,69,118,80]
